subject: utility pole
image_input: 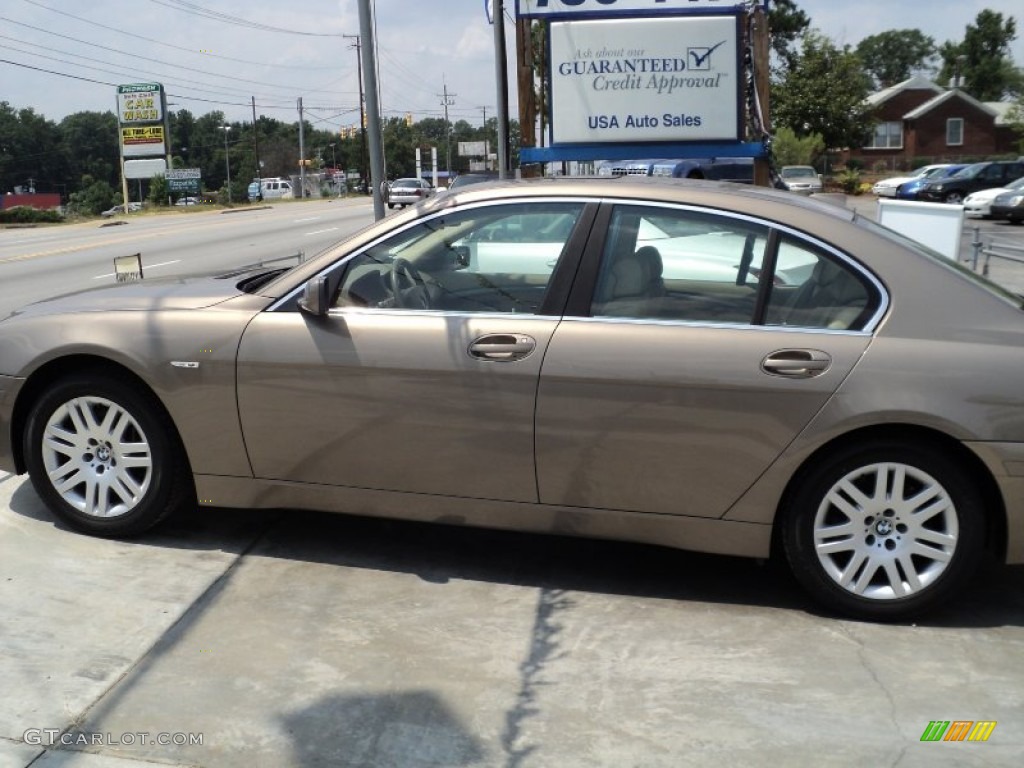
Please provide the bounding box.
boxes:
[515,14,537,177]
[221,125,232,204]
[439,79,456,177]
[357,0,385,220]
[344,34,369,194]
[252,96,262,200]
[492,0,510,178]
[297,97,307,198]
[479,105,490,170]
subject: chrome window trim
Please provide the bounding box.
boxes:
[595,197,890,333]
[559,314,873,337]
[266,196,596,313]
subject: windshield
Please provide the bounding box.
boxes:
[950,163,985,180]
[393,178,421,187]
[782,167,816,178]
[920,166,949,178]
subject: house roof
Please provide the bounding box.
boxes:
[903,88,998,120]
[865,74,943,107]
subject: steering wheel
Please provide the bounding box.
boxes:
[389,257,429,309]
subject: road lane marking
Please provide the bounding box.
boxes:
[306,227,339,236]
[294,217,321,223]
[92,259,180,279]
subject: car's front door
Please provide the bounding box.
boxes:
[535,203,882,518]
[236,200,593,502]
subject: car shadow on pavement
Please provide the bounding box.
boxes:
[9,479,1024,629]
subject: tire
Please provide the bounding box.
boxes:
[781,440,985,620]
[387,203,394,209]
[944,191,964,204]
[24,372,194,537]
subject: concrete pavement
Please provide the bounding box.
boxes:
[2,469,1022,767]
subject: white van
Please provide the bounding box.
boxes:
[248,178,294,202]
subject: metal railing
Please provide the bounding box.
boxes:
[968,227,1024,277]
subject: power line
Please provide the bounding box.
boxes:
[147,0,345,37]
[0,15,337,94]
[19,0,340,71]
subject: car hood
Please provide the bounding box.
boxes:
[965,187,1009,202]
[2,269,254,322]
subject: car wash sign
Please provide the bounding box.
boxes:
[548,14,740,143]
[117,83,164,123]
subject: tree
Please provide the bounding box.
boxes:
[768,0,811,72]
[59,111,119,190]
[772,126,825,166]
[773,31,875,149]
[938,10,1020,100]
[0,103,63,195]
[66,174,116,216]
[856,30,936,87]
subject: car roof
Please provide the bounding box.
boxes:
[419,175,853,221]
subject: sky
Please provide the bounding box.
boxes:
[1,0,1023,131]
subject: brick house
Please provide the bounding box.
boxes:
[848,74,1019,169]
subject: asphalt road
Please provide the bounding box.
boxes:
[0,197,377,318]
[1,194,1023,767]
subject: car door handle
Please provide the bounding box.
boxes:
[468,334,536,362]
[762,349,832,378]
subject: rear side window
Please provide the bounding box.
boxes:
[588,204,880,331]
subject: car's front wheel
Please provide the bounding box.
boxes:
[782,441,985,620]
[24,373,193,537]
[944,191,965,204]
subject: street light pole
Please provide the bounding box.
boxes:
[221,125,232,204]
[329,142,337,195]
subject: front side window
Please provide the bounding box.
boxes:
[591,206,770,324]
[868,121,903,149]
[333,202,584,314]
[946,118,964,146]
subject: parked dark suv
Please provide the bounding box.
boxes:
[917,160,1024,204]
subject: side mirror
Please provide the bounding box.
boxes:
[298,275,330,317]
[453,245,471,268]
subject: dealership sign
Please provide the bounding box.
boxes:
[517,0,760,17]
[549,15,739,144]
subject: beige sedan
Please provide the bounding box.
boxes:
[1,178,1022,621]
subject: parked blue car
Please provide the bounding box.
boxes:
[895,165,967,200]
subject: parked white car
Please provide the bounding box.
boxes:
[777,166,823,195]
[871,164,952,198]
[963,176,1024,218]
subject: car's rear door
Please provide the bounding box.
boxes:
[535,201,883,518]
[236,199,597,502]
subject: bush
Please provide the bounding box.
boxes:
[0,206,63,224]
[845,158,864,171]
[836,169,862,194]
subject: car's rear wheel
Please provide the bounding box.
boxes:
[782,441,985,620]
[24,373,193,537]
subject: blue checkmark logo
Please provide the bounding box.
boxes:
[688,40,727,70]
